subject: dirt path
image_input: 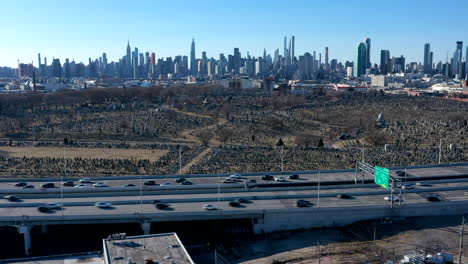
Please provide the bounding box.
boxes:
[180,147,212,174]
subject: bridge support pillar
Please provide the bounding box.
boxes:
[18,225,32,256]
[41,224,48,234]
[141,221,151,235]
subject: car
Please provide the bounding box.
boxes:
[465,190,468,196]
[229,201,241,207]
[14,182,28,187]
[180,180,193,185]
[155,203,169,209]
[401,184,414,190]
[275,177,286,182]
[235,198,249,204]
[95,202,112,208]
[203,204,218,210]
[416,182,431,187]
[62,181,75,187]
[175,178,186,183]
[152,200,161,204]
[426,196,440,202]
[336,194,352,199]
[46,203,62,209]
[160,182,172,186]
[37,206,52,213]
[4,195,19,201]
[289,174,299,180]
[93,183,108,187]
[122,183,136,187]
[262,175,274,181]
[296,199,312,207]
[144,180,157,186]
[384,196,401,201]
[41,183,55,188]
[79,178,92,183]
[395,171,406,177]
[243,179,257,183]
[221,178,236,183]
[229,174,241,179]
[22,185,34,189]
[74,184,88,188]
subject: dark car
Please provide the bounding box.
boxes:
[155,203,169,209]
[37,206,52,213]
[235,198,250,204]
[289,174,299,180]
[395,171,406,177]
[62,181,75,187]
[4,195,19,201]
[336,194,352,199]
[180,180,193,185]
[22,185,34,189]
[175,178,186,183]
[229,201,241,207]
[14,182,28,187]
[296,199,312,207]
[41,183,55,188]
[426,195,440,202]
[122,183,136,187]
[144,180,157,186]
[262,175,274,181]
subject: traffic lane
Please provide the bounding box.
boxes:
[2,180,468,205]
[1,164,467,190]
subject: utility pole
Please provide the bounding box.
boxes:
[281,145,284,172]
[459,216,465,264]
[317,171,320,208]
[179,147,182,174]
[439,139,442,164]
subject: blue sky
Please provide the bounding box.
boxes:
[1,0,467,67]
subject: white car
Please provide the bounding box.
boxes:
[275,177,286,182]
[221,178,236,183]
[93,183,108,187]
[229,174,241,179]
[46,203,62,209]
[74,184,88,188]
[384,196,401,201]
[203,204,218,210]
[160,182,172,186]
[79,178,92,183]
[401,184,414,190]
[95,202,112,208]
[416,182,431,187]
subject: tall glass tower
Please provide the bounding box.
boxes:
[354,42,367,77]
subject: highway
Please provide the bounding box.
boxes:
[1,163,467,256]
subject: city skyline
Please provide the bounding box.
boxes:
[1,0,468,68]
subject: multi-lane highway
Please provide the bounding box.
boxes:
[1,163,467,256]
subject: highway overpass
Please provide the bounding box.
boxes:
[0,163,467,256]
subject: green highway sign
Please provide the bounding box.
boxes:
[374,166,390,189]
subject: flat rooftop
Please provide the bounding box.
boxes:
[0,253,102,264]
[103,233,194,264]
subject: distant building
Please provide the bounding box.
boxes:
[354,42,367,77]
[365,38,371,69]
[333,83,367,93]
[380,50,390,75]
[423,43,433,74]
[371,75,389,87]
[18,63,34,78]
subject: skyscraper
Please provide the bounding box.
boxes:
[423,43,432,74]
[354,42,367,77]
[190,38,196,74]
[380,50,390,75]
[233,48,241,75]
[126,41,131,67]
[325,47,329,70]
[291,36,295,65]
[38,53,41,67]
[365,38,371,69]
[452,41,463,76]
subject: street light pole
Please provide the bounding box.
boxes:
[179,147,182,175]
[281,145,284,172]
[438,139,442,164]
[317,171,320,208]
